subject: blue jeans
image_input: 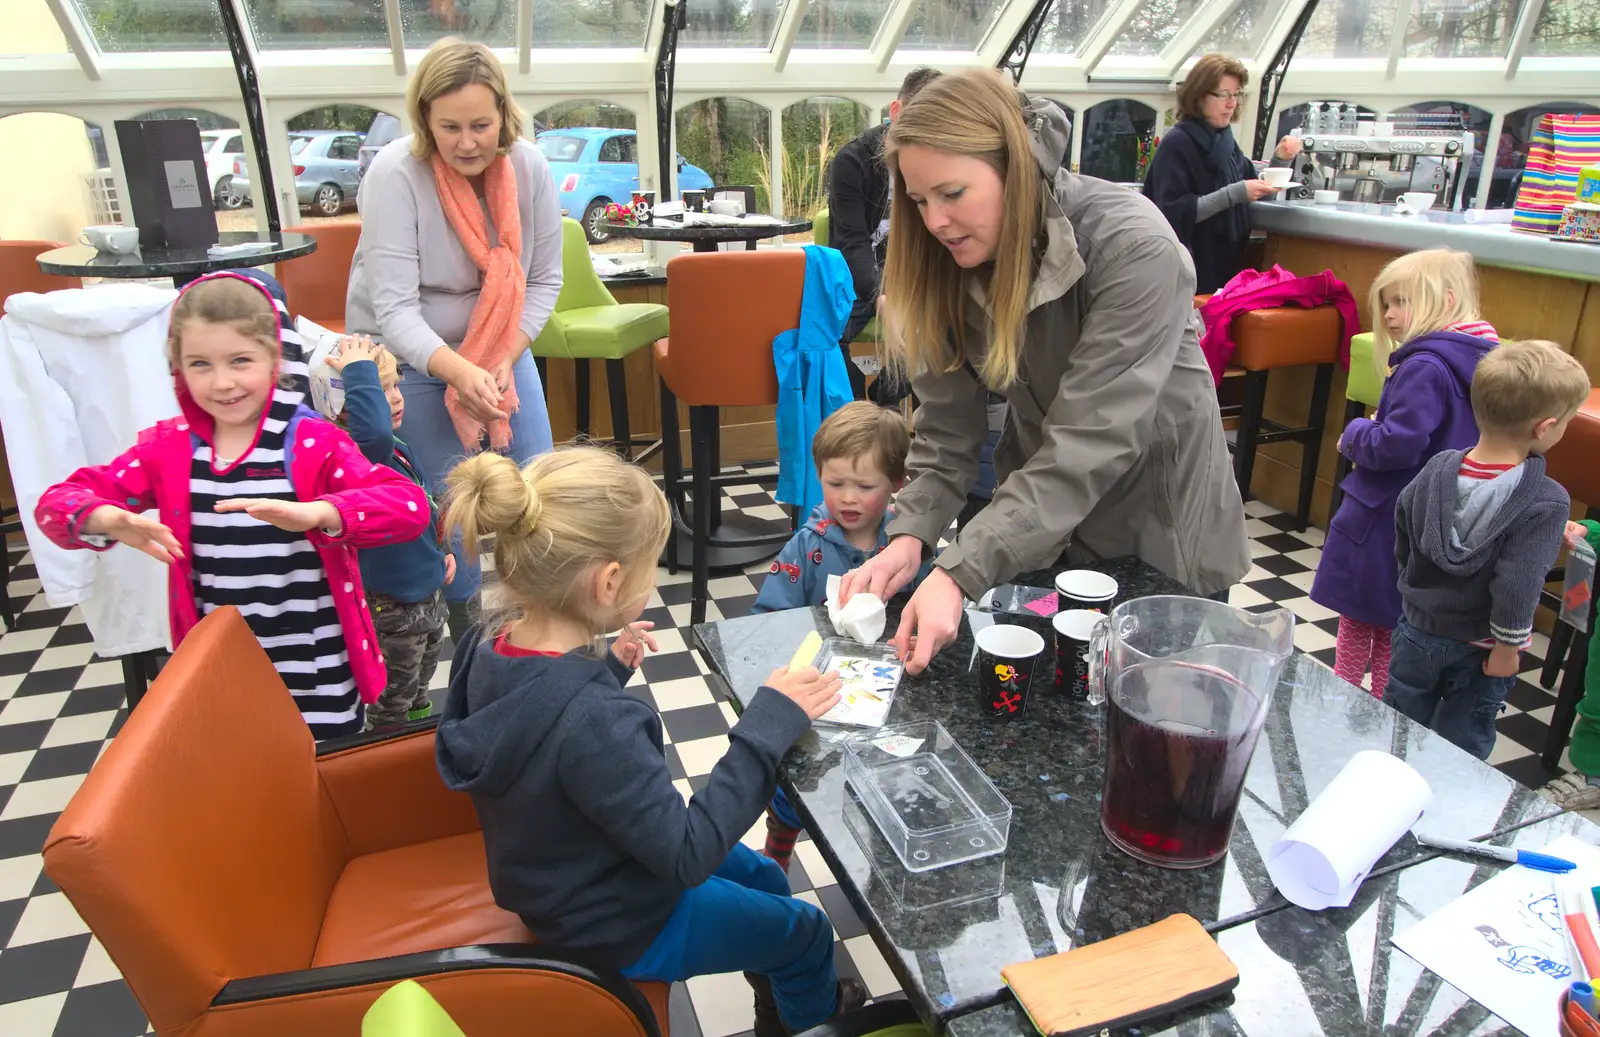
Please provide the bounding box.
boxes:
[396,352,553,602]
[1383,616,1514,760]
[621,844,838,1030]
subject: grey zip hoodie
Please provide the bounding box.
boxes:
[1395,449,1570,646]
[434,628,810,966]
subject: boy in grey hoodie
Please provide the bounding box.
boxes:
[1385,340,1592,759]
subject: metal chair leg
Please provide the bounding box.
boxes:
[1543,626,1592,772]
[689,406,717,627]
[1328,398,1365,520]
[532,356,549,400]
[575,360,592,441]
[605,358,631,460]
[1296,363,1335,532]
[1233,369,1269,502]
[659,379,683,575]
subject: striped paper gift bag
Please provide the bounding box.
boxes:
[1512,113,1600,234]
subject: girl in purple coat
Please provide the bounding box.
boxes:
[1310,249,1498,697]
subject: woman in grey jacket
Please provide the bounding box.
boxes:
[841,70,1249,674]
[345,38,560,635]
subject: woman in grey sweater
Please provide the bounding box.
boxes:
[345,38,560,634]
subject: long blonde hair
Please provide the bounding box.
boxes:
[1369,248,1482,374]
[882,69,1043,391]
[407,37,525,160]
[445,447,670,637]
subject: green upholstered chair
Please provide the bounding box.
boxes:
[529,218,671,460]
[810,207,879,344]
[1329,331,1388,517]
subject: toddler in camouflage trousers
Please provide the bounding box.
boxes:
[324,337,453,729]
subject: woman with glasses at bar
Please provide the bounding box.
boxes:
[1142,53,1303,293]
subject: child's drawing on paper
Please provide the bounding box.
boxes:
[1476,925,1573,978]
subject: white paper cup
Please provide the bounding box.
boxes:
[1055,570,1117,611]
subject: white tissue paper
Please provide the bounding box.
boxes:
[825,574,886,645]
[298,316,347,420]
[1266,750,1433,910]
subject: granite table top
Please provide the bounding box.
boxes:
[692,557,1562,1032]
[35,230,317,282]
[948,810,1599,1036]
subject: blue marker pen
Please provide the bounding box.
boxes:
[1412,832,1576,873]
[1573,980,1597,1018]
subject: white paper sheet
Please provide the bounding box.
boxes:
[1267,750,1433,910]
[1392,835,1600,1037]
[826,573,886,644]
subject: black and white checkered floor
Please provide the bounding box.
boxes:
[0,468,1576,1037]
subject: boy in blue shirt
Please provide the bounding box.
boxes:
[324,336,452,730]
[752,402,929,870]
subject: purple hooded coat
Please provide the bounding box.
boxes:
[1310,328,1497,629]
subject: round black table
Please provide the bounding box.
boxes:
[36,231,317,288]
[604,218,812,253]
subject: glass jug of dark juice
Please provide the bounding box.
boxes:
[1089,596,1294,869]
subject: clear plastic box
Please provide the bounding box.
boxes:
[842,721,1012,873]
[814,638,904,729]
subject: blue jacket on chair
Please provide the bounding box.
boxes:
[774,245,856,516]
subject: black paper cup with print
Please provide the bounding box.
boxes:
[682,189,706,212]
[1053,609,1105,700]
[1054,569,1118,613]
[976,624,1046,719]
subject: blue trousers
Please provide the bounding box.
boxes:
[622,844,838,1030]
[1383,617,1514,760]
[396,351,553,602]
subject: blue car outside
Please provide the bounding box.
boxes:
[536,128,713,244]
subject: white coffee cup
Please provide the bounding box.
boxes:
[1400,191,1437,212]
[1373,121,1396,137]
[1260,166,1293,189]
[80,225,139,255]
[1314,189,1340,204]
[708,197,746,217]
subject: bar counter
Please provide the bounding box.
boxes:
[1242,199,1600,529]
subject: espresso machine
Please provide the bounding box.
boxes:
[1285,108,1475,210]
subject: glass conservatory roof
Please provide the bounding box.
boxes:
[0,0,1590,104]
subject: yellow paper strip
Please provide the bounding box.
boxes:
[789,631,823,671]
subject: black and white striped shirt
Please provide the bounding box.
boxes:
[189,389,359,738]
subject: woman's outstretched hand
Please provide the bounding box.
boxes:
[838,534,923,605]
[890,568,965,676]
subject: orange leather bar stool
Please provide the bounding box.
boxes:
[44,607,672,1037]
[0,240,81,629]
[1222,306,1344,531]
[1535,387,1600,770]
[655,250,804,625]
[278,221,361,332]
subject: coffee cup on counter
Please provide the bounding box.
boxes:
[1314,189,1340,205]
[976,624,1045,719]
[79,225,139,255]
[708,197,746,217]
[1053,609,1105,700]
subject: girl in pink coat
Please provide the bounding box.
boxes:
[35,272,430,738]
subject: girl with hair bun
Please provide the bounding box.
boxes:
[433,446,867,1036]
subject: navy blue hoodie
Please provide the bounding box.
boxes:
[434,628,811,966]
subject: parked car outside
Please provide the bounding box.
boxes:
[536,128,714,243]
[200,128,248,210]
[231,130,365,216]
[358,112,548,180]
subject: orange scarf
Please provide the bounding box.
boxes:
[432,152,525,451]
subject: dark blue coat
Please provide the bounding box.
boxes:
[1310,329,1496,628]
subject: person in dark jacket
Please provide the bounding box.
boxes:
[432,446,864,1037]
[323,335,453,728]
[1142,53,1302,294]
[827,65,941,400]
[1385,340,1591,759]
[1310,250,1498,699]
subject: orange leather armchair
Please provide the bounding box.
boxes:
[277,222,361,332]
[43,607,670,1037]
[1,240,82,305]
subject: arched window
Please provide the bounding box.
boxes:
[1489,102,1600,209]
[0,112,105,240]
[284,104,394,218]
[781,97,871,219]
[1081,99,1156,184]
[533,100,638,132]
[676,98,773,211]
